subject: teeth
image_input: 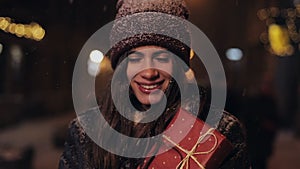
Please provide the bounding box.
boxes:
[140,84,158,89]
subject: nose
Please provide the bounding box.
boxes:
[140,68,159,80]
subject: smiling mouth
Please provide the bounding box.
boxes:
[137,81,164,94]
[140,84,159,89]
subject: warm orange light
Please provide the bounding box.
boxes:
[190,49,194,59]
[259,32,268,44]
[15,24,25,37]
[31,23,45,41]
[8,23,16,33]
[185,68,195,82]
[0,17,10,30]
[257,8,269,21]
[24,25,32,38]
[0,17,45,41]
[268,24,294,56]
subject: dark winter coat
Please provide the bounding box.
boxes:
[58,106,251,169]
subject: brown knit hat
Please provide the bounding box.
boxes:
[109,0,191,70]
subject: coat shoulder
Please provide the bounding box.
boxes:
[216,111,251,169]
[58,107,100,169]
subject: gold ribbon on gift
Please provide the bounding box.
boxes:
[162,128,218,169]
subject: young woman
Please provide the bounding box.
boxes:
[59,0,251,168]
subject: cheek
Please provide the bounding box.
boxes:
[161,62,173,77]
[163,72,173,81]
[165,65,173,76]
[126,68,132,81]
[126,63,137,81]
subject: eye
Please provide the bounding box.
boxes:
[154,54,171,63]
[128,55,142,63]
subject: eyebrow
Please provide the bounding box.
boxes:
[127,50,143,56]
[128,50,171,57]
[153,50,171,57]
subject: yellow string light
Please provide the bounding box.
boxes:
[268,24,294,56]
[190,49,194,59]
[0,17,45,41]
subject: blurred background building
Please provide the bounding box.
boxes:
[0,0,299,169]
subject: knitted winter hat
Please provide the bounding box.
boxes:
[109,0,191,70]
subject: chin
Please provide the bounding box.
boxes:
[138,94,164,106]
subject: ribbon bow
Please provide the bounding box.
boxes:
[162,128,218,169]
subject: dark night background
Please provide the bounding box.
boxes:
[0,0,300,169]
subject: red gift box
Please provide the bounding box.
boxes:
[141,109,233,169]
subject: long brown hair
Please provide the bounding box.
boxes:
[90,51,198,169]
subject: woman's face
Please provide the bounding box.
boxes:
[126,46,173,105]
